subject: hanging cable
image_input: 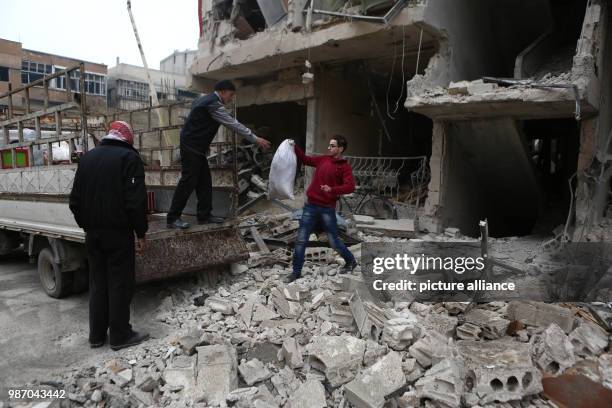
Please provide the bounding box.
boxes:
[393,25,406,114]
[385,31,398,120]
[415,27,424,76]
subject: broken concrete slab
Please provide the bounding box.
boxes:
[110,368,133,388]
[252,303,281,322]
[507,301,576,333]
[163,355,196,394]
[408,330,453,368]
[422,312,458,337]
[129,389,154,406]
[532,323,575,375]
[205,296,235,315]
[285,380,327,408]
[344,351,406,408]
[467,79,498,95]
[350,290,386,340]
[196,344,238,405]
[137,376,159,392]
[457,339,542,404]
[178,332,203,356]
[238,358,273,386]
[456,322,482,340]
[270,366,301,399]
[448,80,470,95]
[415,358,466,408]
[279,338,303,369]
[308,335,367,387]
[464,308,509,339]
[270,287,302,319]
[568,320,608,357]
[382,317,423,351]
[363,340,389,367]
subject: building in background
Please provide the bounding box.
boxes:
[0,37,107,114]
[160,49,197,75]
[107,55,198,111]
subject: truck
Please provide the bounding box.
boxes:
[0,64,248,297]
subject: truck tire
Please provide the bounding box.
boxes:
[38,248,73,298]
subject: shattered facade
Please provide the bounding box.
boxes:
[189,0,612,240]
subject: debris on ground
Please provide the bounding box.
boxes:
[16,228,612,408]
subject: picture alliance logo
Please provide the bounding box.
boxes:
[372,254,486,275]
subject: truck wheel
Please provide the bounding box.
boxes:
[38,248,73,298]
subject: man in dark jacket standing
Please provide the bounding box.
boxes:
[166,80,271,229]
[286,135,358,283]
[69,121,149,351]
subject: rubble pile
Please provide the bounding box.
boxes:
[20,230,612,408]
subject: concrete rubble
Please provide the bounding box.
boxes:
[27,227,609,408]
[531,323,576,375]
[344,351,406,408]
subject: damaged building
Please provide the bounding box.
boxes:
[188,0,612,239]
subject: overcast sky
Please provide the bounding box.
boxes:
[0,0,199,69]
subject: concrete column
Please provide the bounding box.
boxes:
[422,121,445,232]
[304,97,318,187]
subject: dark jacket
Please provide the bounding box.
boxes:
[69,139,148,238]
[180,92,256,154]
[294,145,355,208]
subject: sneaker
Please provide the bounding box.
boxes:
[167,219,190,229]
[340,261,358,274]
[89,335,107,349]
[283,273,301,284]
[198,216,225,224]
[110,331,150,351]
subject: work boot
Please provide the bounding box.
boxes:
[110,331,150,351]
[283,273,301,284]
[339,260,358,274]
[167,219,190,229]
[89,335,107,349]
[198,216,225,224]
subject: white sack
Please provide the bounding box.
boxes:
[268,139,297,200]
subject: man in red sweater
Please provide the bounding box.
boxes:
[286,135,358,283]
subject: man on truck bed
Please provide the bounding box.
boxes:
[166,80,271,229]
[69,121,149,351]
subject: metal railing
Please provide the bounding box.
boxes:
[344,155,428,200]
[0,64,88,168]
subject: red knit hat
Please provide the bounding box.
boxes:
[108,121,134,145]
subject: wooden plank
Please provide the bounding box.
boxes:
[17,121,23,143]
[35,117,41,140]
[24,87,31,114]
[55,111,62,137]
[7,83,13,119]
[0,102,79,127]
[7,133,81,150]
[0,64,80,99]
[43,79,49,109]
[46,142,53,166]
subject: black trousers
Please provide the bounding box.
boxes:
[167,146,212,222]
[86,229,135,345]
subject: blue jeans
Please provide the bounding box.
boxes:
[292,203,356,276]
